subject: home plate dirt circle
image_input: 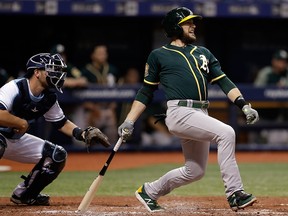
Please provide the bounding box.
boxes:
[1,196,287,216]
[0,152,288,215]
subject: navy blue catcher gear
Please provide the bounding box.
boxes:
[162,7,202,38]
[18,141,67,202]
[26,53,67,93]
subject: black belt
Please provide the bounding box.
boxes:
[177,100,210,109]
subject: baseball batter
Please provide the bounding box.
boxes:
[0,53,110,206]
[118,7,259,212]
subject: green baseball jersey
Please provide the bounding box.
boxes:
[144,44,226,101]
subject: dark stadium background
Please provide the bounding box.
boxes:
[1,14,288,83]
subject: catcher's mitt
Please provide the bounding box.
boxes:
[83,126,111,148]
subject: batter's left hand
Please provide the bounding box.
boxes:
[118,120,134,142]
[242,104,259,124]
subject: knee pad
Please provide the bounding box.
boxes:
[42,140,67,163]
[19,141,67,200]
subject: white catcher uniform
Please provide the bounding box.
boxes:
[0,53,69,206]
[0,78,66,163]
[1,53,110,206]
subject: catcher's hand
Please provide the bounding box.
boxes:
[83,126,111,148]
[242,104,259,124]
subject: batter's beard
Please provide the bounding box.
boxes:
[181,33,196,44]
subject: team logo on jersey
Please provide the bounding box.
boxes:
[199,55,209,73]
[31,107,38,112]
[144,63,149,77]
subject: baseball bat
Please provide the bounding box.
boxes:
[76,136,124,213]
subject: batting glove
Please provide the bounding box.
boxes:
[242,104,259,124]
[118,120,134,142]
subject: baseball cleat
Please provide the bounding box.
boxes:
[135,185,164,212]
[227,190,257,211]
[10,193,50,206]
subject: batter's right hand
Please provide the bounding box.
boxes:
[118,120,134,142]
[242,104,259,124]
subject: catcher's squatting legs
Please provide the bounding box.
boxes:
[12,141,67,200]
[143,100,243,200]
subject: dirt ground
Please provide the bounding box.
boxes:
[1,151,288,216]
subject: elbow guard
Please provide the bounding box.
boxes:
[135,84,157,105]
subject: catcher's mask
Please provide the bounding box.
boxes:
[26,53,67,93]
[162,7,202,38]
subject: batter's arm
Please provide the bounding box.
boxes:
[227,87,259,124]
[216,76,246,107]
[226,87,242,103]
[125,100,147,123]
[217,77,259,123]
[118,83,156,139]
[117,100,146,140]
[126,82,157,122]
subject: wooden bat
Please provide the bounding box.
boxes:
[76,136,124,213]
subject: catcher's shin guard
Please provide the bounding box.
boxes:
[14,141,67,200]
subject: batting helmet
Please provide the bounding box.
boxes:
[162,7,202,38]
[26,53,67,93]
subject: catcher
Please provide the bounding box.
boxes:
[0,53,110,206]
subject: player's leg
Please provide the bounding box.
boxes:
[165,102,256,210]
[143,139,210,198]
[135,134,210,212]
[166,104,243,194]
[3,133,44,164]
[4,134,67,205]
[135,107,211,211]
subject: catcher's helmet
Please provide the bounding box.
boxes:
[26,53,67,93]
[162,7,202,38]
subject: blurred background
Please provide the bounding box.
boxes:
[0,0,288,151]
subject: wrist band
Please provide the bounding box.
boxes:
[72,127,84,141]
[234,96,247,109]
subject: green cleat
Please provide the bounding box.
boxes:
[228,190,257,211]
[135,185,164,212]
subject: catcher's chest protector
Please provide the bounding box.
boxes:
[13,78,57,120]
